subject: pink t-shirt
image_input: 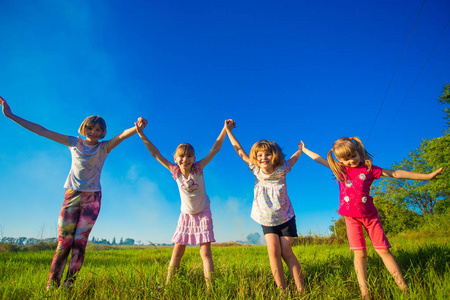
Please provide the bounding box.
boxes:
[338,164,383,218]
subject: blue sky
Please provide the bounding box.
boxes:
[0,0,449,244]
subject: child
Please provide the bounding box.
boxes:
[225,120,305,293]
[135,118,232,290]
[0,96,141,289]
[301,137,442,299]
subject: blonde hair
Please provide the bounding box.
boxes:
[249,140,285,169]
[174,143,195,158]
[78,116,107,139]
[327,137,373,182]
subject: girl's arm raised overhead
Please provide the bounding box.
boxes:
[287,143,303,167]
[1,96,69,146]
[106,124,138,153]
[300,141,330,168]
[225,119,250,164]
[381,167,443,180]
[135,118,174,171]
[198,120,233,168]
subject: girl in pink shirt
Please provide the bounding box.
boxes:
[301,137,442,299]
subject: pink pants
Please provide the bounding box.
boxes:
[47,189,101,288]
[345,215,391,251]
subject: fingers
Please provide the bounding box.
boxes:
[225,119,236,129]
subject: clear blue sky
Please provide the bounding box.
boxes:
[1,0,449,244]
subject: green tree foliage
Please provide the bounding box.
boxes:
[438,83,450,127]
[329,216,347,238]
[372,130,449,216]
[372,182,421,234]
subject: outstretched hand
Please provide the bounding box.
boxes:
[0,96,13,118]
[225,119,236,130]
[135,117,148,134]
[428,167,443,180]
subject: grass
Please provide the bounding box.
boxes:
[0,235,448,299]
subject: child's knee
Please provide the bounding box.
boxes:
[354,250,367,260]
[200,245,212,259]
[375,248,392,257]
[281,246,295,260]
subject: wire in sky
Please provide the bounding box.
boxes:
[366,0,426,140]
[385,19,450,135]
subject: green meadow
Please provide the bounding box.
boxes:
[0,233,448,300]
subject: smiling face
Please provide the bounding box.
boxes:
[249,140,285,173]
[85,123,105,145]
[175,153,196,171]
[336,151,361,168]
[256,151,274,173]
[79,115,107,145]
[174,143,196,174]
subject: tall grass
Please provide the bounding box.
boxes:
[0,235,448,299]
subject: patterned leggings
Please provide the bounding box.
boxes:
[47,189,101,288]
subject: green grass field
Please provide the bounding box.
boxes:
[0,236,449,299]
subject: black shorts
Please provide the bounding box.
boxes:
[261,216,298,237]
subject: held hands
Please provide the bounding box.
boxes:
[299,141,305,152]
[225,119,236,131]
[135,117,148,134]
[0,96,13,118]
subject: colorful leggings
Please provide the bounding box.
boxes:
[47,189,101,287]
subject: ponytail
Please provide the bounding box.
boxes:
[327,149,346,182]
[350,136,373,171]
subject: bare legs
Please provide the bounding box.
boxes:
[353,249,408,299]
[265,234,305,292]
[166,243,186,283]
[353,250,370,299]
[200,242,214,290]
[166,242,214,290]
[375,249,408,294]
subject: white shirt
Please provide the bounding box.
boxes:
[172,162,210,214]
[64,136,109,191]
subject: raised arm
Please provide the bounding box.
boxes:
[1,96,69,146]
[197,120,232,168]
[106,125,138,153]
[381,167,443,180]
[225,119,250,164]
[287,143,303,167]
[135,118,174,171]
[300,141,330,168]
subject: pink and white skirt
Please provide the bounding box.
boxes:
[171,206,215,245]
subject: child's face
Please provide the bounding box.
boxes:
[256,151,273,170]
[174,153,196,171]
[85,123,104,144]
[337,151,361,168]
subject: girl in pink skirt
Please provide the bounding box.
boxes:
[136,118,234,289]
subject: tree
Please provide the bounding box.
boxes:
[372,182,421,234]
[437,83,450,127]
[122,238,135,246]
[372,130,449,216]
[246,232,261,245]
[329,216,347,238]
